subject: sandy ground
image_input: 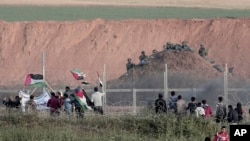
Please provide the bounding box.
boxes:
[0,0,250,9]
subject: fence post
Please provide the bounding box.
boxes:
[164,64,168,100]
[224,63,228,105]
[42,52,46,94]
[103,64,107,108]
[133,88,137,114]
[193,88,197,97]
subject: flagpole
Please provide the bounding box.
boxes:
[30,87,38,96]
[45,81,55,93]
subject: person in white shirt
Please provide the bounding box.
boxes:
[91,87,105,115]
[195,102,205,118]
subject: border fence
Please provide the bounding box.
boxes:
[1,63,250,115]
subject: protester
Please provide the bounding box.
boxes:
[14,96,21,109]
[168,91,178,113]
[74,87,85,118]
[5,96,15,108]
[155,93,167,114]
[64,86,73,96]
[235,102,244,122]
[227,105,238,123]
[215,97,227,123]
[202,100,213,118]
[176,95,186,115]
[63,93,72,116]
[66,86,76,113]
[195,102,205,118]
[186,97,197,115]
[56,91,64,107]
[25,95,37,115]
[213,126,229,141]
[91,86,105,115]
[47,92,61,117]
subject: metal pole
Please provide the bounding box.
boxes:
[103,64,107,107]
[164,64,168,100]
[193,88,197,97]
[164,72,166,98]
[133,88,137,114]
[224,63,228,105]
[42,52,46,93]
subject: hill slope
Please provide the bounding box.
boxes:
[0,18,249,88]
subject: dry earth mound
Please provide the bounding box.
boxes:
[109,50,222,89]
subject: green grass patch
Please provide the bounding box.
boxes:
[0,111,229,141]
[0,6,250,21]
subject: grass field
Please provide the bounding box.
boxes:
[0,6,250,22]
[0,111,226,141]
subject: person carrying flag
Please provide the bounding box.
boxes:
[91,86,105,115]
[72,86,93,119]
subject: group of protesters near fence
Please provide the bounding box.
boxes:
[2,85,105,118]
[47,86,105,118]
[155,91,243,141]
[155,91,245,124]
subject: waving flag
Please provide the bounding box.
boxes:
[97,72,103,87]
[70,68,85,80]
[24,74,46,87]
[75,88,92,112]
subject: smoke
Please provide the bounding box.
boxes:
[179,77,223,109]
[107,71,250,110]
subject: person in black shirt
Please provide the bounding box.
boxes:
[155,93,167,114]
[235,102,243,122]
[186,97,197,115]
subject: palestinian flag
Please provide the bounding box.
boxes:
[24,74,46,87]
[75,89,92,112]
[71,68,85,80]
[97,71,103,87]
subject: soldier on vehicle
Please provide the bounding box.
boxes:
[126,58,135,74]
[150,49,160,59]
[181,41,194,52]
[198,44,208,58]
[139,51,148,66]
[166,42,174,50]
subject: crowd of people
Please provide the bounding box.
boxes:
[1,87,245,140]
[2,85,106,118]
[154,91,245,124]
[154,91,246,141]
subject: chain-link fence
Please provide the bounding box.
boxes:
[1,64,250,116]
